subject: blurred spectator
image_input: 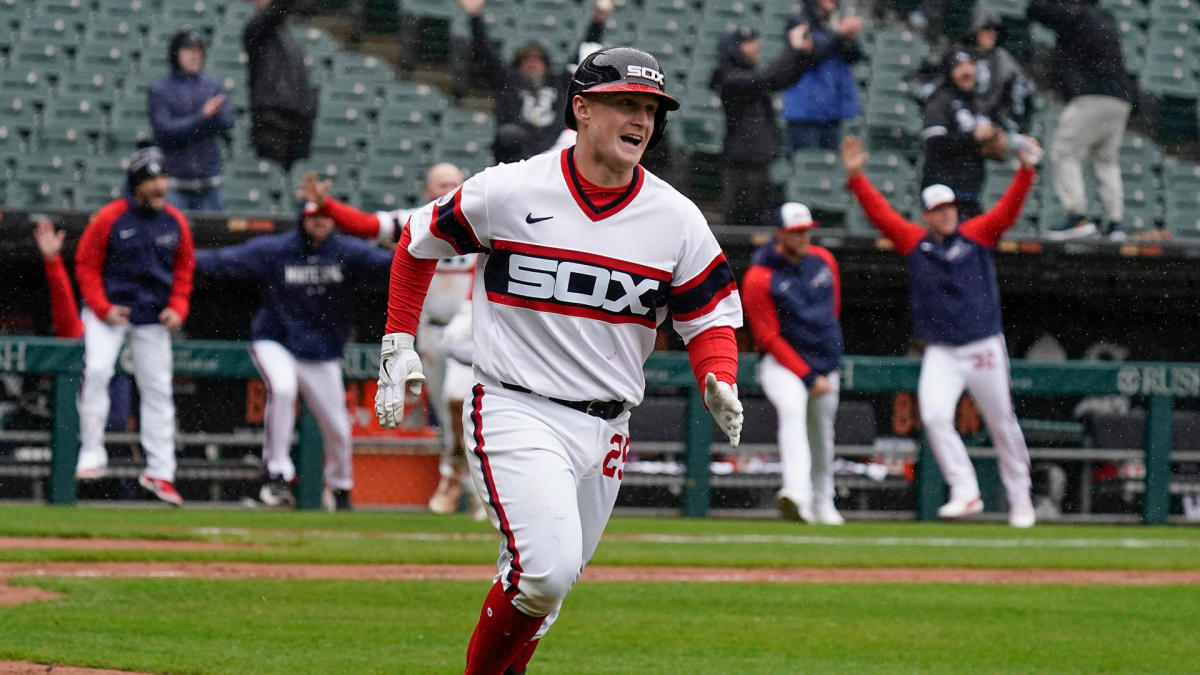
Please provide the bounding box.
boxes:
[148,30,235,213]
[73,146,194,507]
[243,0,319,172]
[781,0,864,153]
[920,50,1003,219]
[458,0,611,163]
[964,11,1034,134]
[1027,0,1134,241]
[710,25,814,226]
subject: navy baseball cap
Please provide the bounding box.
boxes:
[126,145,166,187]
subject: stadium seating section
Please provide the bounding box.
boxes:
[0,0,1197,235]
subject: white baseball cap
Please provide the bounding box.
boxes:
[921,184,957,211]
[776,202,818,230]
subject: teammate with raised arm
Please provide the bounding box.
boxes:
[301,164,485,519]
[841,135,1040,528]
[375,47,744,674]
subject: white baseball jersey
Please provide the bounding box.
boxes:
[370,206,477,325]
[402,147,743,406]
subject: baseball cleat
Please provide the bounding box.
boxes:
[259,475,295,508]
[1008,503,1037,528]
[138,472,183,507]
[777,491,815,524]
[937,495,983,520]
[814,501,845,526]
[322,487,353,512]
[75,466,108,481]
[468,490,489,522]
[428,475,464,514]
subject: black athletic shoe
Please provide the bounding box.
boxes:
[322,487,353,512]
[259,475,295,507]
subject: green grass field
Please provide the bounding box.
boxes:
[1,504,1198,674]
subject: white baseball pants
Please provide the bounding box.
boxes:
[759,355,839,509]
[77,308,177,480]
[464,375,627,640]
[249,340,353,490]
[918,334,1032,509]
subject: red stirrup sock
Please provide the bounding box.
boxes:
[464,582,544,675]
[507,638,541,674]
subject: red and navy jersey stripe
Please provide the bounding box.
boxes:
[469,384,524,594]
[669,253,737,322]
[483,239,670,327]
[429,188,486,255]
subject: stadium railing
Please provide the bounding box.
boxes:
[2,335,1197,523]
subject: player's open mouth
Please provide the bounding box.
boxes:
[620,134,643,147]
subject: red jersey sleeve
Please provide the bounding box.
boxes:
[959,166,1036,249]
[740,264,812,380]
[685,325,739,392]
[44,255,83,339]
[321,197,384,240]
[384,222,439,335]
[75,201,124,318]
[166,207,195,321]
[846,172,926,256]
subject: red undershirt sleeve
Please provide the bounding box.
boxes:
[685,325,739,394]
[44,255,83,339]
[321,197,383,240]
[846,172,926,256]
[384,222,439,335]
[959,166,1036,248]
[741,265,812,381]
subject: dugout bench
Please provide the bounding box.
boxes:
[1,335,1197,523]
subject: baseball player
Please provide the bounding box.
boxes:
[841,135,1039,528]
[741,203,845,526]
[301,165,485,519]
[194,204,394,511]
[374,47,744,674]
[74,146,194,506]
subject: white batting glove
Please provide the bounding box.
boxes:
[375,333,426,428]
[703,372,743,448]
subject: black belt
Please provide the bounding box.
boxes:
[500,382,627,420]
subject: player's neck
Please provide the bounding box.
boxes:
[573,142,636,188]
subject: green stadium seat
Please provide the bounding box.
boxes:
[986,0,1031,20]
[382,81,449,118]
[19,14,80,49]
[33,0,89,17]
[1121,191,1161,234]
[323,80,383,108]
[161,0,218,33]
[356,173,422,212]
[74,43,139,80]
[329,53,394,83]
[0,125,27,156]
[97,0,155,21]
[1162,158,1200,189]
[376,108,440,141]
[787,171,850,215]
[441,108,495,144]
[58,72,120,96]
[1138,60,1196,99]
[404,0,458,19]
[102,119,154,155]
[4,179,75,210]
[74,181,125,210]
[1101,0,1151,24]
[863,93,921,150]
[371,132,432,165]
[1147,18,1195,46]
[1148,0,1200,21]
[292,157,352,185]
[224,183,283,216]
[44,93,106,127]
[8,41,71,77]
[1145,40,1199,70]
[36,120,99,155]
[864,152,917,207]
[439,140,492,178]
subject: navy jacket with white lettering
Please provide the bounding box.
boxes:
[195,229,393,360]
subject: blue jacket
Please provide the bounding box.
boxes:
[147,70,234,182]
[76,184,195,326]
[195,230,394,361]
[781,1,862,123]
[743,242,843,384]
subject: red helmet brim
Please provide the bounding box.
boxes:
[581,83,680,110]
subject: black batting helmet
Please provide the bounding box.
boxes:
[564,47,679,149]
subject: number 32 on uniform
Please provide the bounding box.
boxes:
[603,434,629,480]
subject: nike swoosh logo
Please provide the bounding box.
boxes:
[525,213,553,224]
[118,228,136,239]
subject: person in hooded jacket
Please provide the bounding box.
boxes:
[710,24,814,227]
[457,0,611,163]
[243,0,319,172]
[194,203,394,512]
[964,11,1034,135]
[74,145,195,507]
[920,49,1004,220]
[780,0,864,153]
[148,29,235,212]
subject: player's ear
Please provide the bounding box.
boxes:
[572,94,589,126]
